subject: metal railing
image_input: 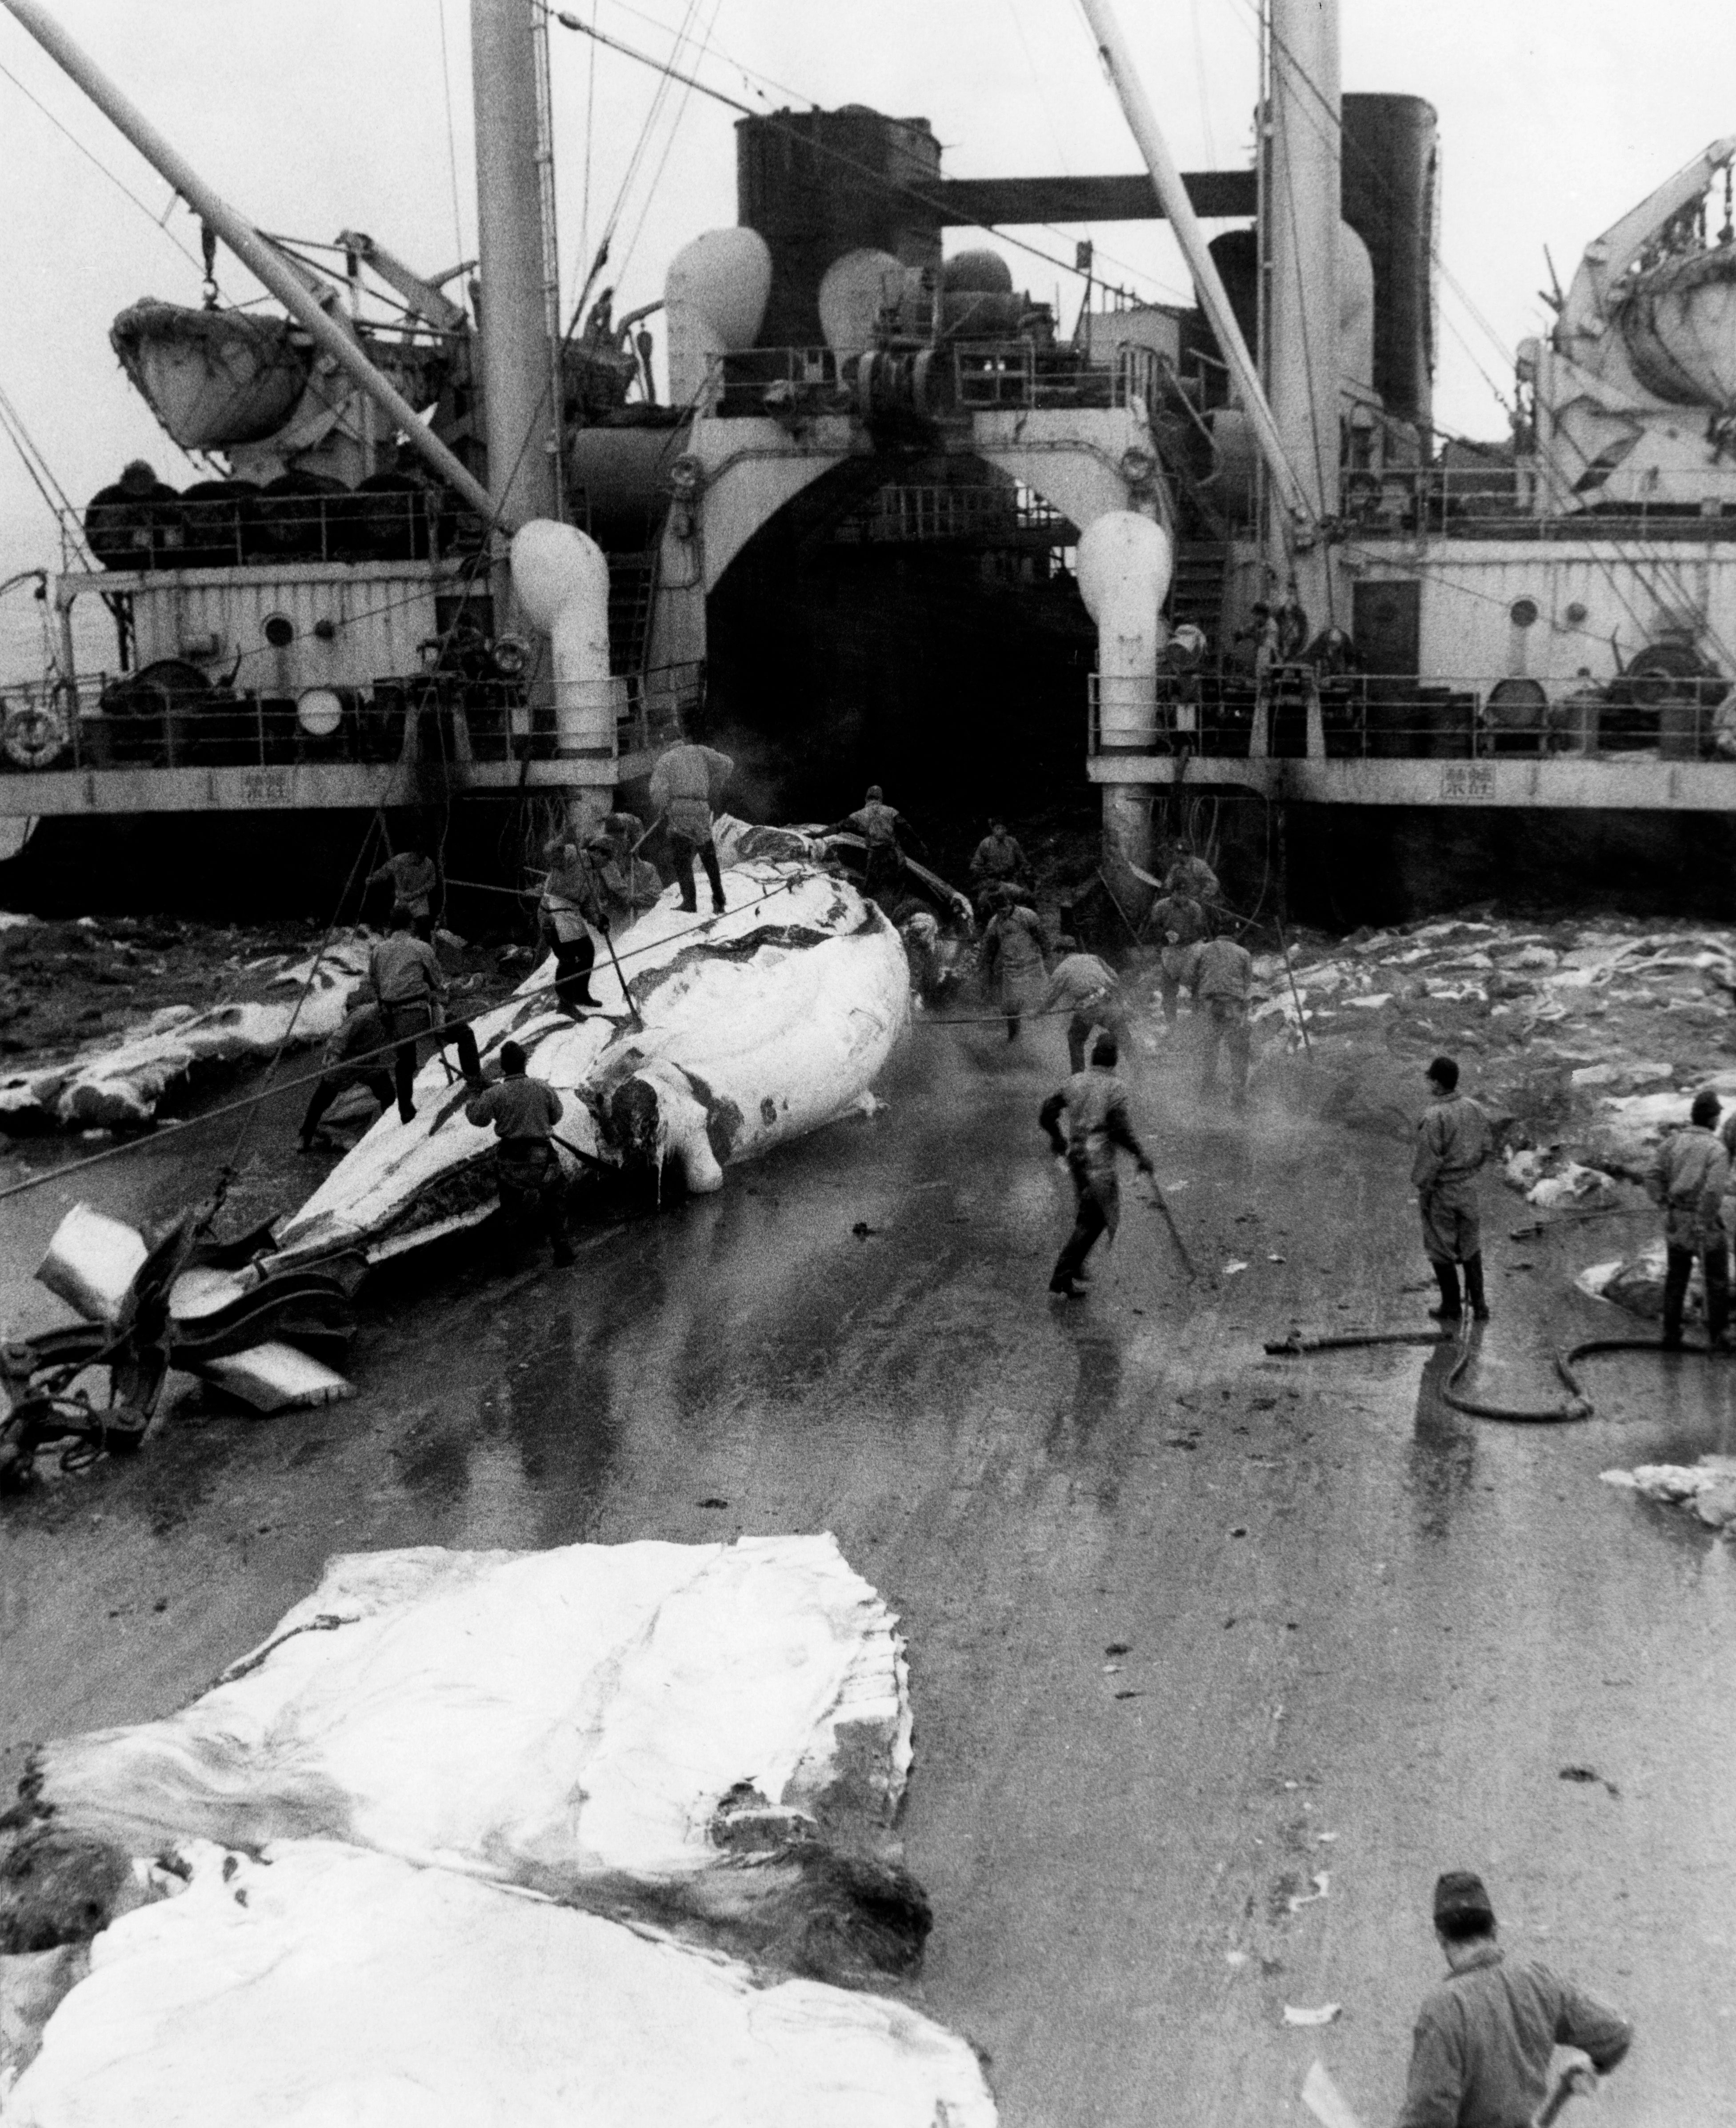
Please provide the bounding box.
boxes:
[67,489,488,575]
[0,660,704,777]
[832,485,1068,545]
[952,340,1159,413]
[711,340,1160,421]
[1087,669,1736,763]
[1340,462,1736,541]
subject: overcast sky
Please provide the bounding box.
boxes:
[3,0,1734,670]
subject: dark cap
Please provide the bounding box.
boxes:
[1433,1870,1494,1927]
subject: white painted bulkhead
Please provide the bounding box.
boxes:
[1346,538,1736,691]
[63,561,455,696]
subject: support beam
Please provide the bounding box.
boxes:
[0,0,497,523]
[1075,0,1315,538]
[936,171,1256,227]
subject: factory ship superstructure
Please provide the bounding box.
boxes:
[2,0,1735,917]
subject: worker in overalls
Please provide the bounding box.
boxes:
[1186,930,1255,1109]
[824,786,924,908]
[1651,1087,1731,1348]
[366,912,475,1125]
[1039,939,1128,1075]
[1412,1055,1494,1322]
[464,1040,575,1266]
[648,740,734,915]
[539,827,608,1016]
[1039,1034,1156,1298]
[1149,889,1209,1022]
[367,842,439,940]
[299,998,395,1150]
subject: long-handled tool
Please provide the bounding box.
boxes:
[1142,1171,1199,1281]
[1303,2053,1591,2128]
[596,919,646,1030]
[1301,2062,1365,2128]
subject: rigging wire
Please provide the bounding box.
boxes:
[545,4,1173,306]
[616,0,726,283]
[577,0,702,307]
[1001,0,1073,176]
[575,0,1186,305]
[435,0,470,268]
[578,0,600,291]
[0,56,206,279]
[0,375,99,566]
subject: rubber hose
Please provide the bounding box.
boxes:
[1265,1326,1728,1424]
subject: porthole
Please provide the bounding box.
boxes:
[1564,600,1588,625]
[263,613,295,649]
[1509,597,1539,629]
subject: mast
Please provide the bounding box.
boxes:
[1263,0,1340,622]
[532,1,566,520]
[0,0,497,522]
[472,0,561,528]
[1076,0,1314,534]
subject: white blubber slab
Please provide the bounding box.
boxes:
[272,859,909,1265]
[5,1839,996,2128]
[31,1535,913,1887]
[200,1343,354,1413]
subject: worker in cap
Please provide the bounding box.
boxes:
[464,1039,575,1266]
[1160,845,1220,906]
[1396,1870,1631,2128]
[1412,1055,1493,1322]
[1647,1086,1731,1349]
[1185,925,1255,1109]
[969,818,1029,922]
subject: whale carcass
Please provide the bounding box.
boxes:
[269,855,910,1268]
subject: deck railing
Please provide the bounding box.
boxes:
[1088,669,1735,762]
[0,661,704,777]
[67,489,488,575]
[1339,462,1736,541]
[711,340,1159,420]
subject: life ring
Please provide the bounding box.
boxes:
[2,693,71,770]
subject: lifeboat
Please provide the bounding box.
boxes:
[110,299,311,450]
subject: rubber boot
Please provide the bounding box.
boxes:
[1428,1261,1462,1320]
[1463,1254,1489,1322]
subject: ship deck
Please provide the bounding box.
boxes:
[1087,753,1736,810]
[0,753,658,816]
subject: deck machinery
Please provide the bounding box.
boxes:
[3,0,1736,913]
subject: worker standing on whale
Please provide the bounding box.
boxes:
[464,1040,576,1267]
[367,911,475,1126]
[649,739,734,915]
[822,785,926,909]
